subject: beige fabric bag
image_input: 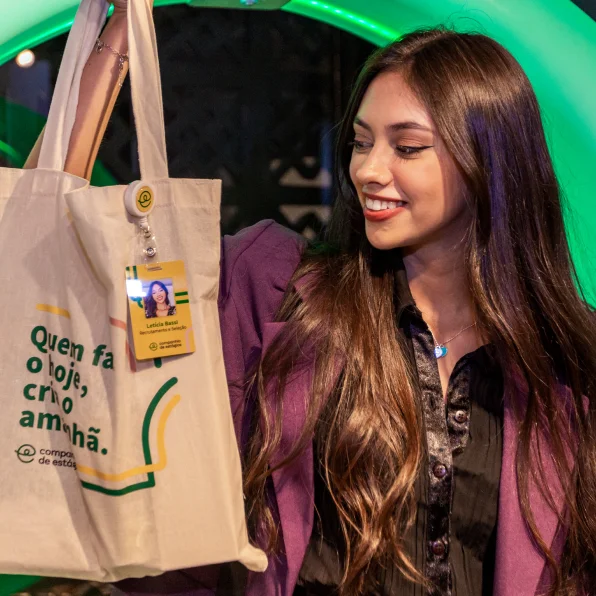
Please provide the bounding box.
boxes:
[0,0,266,581]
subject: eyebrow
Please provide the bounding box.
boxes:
[353,116,432,133]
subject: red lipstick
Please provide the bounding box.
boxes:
[362,194,407,222]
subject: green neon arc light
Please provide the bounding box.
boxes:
[287,0,398,45]
[0,4,90,67]
[0,0,398,66]
[0,139,22,163]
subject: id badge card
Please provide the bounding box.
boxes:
[125,260,195,360]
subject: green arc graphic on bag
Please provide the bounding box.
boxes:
[80,376,180,497]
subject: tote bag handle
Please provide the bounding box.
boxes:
[37,0,169,181]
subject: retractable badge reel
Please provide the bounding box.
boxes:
[124,181,196,361]
[124,181,158,261]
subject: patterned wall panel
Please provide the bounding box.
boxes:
[99,5,373,236]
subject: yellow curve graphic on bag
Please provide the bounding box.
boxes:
[77,393,180,481]
[36,304,71,318]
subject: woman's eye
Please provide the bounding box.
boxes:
[349,140,370,152]
[395,145,432,157]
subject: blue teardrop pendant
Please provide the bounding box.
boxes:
[434,345,448,359]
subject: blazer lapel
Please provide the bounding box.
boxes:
[494,383,569,596]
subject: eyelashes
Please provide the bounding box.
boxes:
[395,145,431,157]
[348,140,433,158]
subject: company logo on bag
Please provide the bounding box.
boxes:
[15,444,36,463]
[15,445,77,468]
[136,187,153,213]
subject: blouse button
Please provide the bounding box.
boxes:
[431,539,447,557]
[433,463,448,479]
[454,410,468,423]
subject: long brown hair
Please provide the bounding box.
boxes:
[243,28,596,594]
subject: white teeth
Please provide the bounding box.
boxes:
[365,198,406,211]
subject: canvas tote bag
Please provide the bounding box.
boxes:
[0,0,266,581]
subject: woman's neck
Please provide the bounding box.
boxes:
[403,243,474,337]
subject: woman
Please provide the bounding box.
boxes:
[32,2,596,594]
[144,280,176,318]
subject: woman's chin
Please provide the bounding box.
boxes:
[365,227,408,251]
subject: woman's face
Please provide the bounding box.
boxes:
[152,284,167,304]
[349,71,470,253]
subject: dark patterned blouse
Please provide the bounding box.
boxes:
[295,264,504,596]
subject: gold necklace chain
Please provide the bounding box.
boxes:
[436,322,477,347]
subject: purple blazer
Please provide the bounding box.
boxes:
[118,220,570,596]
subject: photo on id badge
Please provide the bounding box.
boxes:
[144,279,176,319]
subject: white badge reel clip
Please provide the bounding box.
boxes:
[125,181,159,262]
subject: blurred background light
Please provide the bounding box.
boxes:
[15,49,35,68]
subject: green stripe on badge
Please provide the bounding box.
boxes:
[133,265,138,280]
[174,291,188,297]
[176,299,190,304]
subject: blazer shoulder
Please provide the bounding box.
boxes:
[219,219,306,308]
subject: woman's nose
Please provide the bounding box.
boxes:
[354,150,393,188]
